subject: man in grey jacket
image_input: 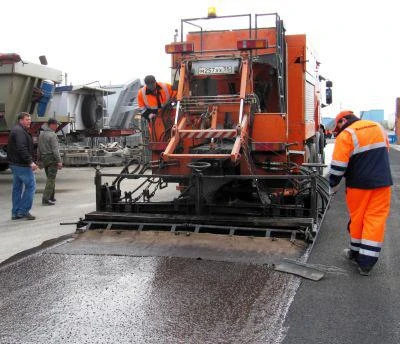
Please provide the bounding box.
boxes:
[38,118,63,205]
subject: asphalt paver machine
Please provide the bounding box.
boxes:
[79,13,332,243]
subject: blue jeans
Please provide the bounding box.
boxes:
[10,165,36,216]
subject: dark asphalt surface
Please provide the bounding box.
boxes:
[0,254,299,344]
[283,148,400,344]
[1,150,399,344]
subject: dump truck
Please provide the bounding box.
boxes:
[0,53,139,170]
[0,53,65,171]
[78,13,332,246]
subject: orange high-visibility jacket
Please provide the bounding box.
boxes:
[137,82,173,112]
[329,120,393,189]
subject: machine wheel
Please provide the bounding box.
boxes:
[81,95,104,129]
[305,143,317,163]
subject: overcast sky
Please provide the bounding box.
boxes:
[2,0,399,119]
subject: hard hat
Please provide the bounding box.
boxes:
[334,110,354,132]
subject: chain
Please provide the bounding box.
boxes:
[241,138,271,205]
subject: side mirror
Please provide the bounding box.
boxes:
[326,88,332,104]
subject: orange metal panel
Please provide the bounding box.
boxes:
[186,29,277,55]
[149,142,169,151]
[251,113,286,142]
[286,35,307,148]
[177,63,185,101]
[305,121,316,140]
[251,142,286,151]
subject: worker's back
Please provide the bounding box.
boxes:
[336,120,392,188]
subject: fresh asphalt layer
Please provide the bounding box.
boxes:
[0,147,399,344]
[283,148,400,344]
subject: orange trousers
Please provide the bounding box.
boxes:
[346,186,391,269]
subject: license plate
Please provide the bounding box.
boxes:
[198,66,234,75]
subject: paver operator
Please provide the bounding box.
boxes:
[137,75,174,140]
[137,75,174,121]
[38,118,63,205]
[328,110,392,276]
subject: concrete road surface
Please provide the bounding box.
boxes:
[0,166,121,262]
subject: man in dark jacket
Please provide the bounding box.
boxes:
[7,112,38,220]
[38,118,63,205]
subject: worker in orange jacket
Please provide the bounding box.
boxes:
[137,75,174,121]
[137,75,175,142]
[328,110,392,276]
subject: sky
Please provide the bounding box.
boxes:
[2,0,399,120]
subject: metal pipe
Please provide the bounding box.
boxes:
[238,98,244,123]
[310,175,317,221]
[99,173,317,180]
[95,169,102,211]
[195,174,201,215]
[182,14,252,22]
[174,100,180,125]
[248,14,252,39]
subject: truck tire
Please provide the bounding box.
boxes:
[81,95,104,129]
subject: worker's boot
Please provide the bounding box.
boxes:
[342,248,358,264]
[358,266,371,276]
[42,199,56,206]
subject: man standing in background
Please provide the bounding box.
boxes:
[7,112,37,220]
[38,118,63,205]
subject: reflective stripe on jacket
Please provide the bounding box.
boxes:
[137,82,172,111]
[329,120,393,189]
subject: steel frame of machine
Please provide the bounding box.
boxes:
[78,13,332,241]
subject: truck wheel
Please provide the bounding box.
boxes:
[81,95,104,129]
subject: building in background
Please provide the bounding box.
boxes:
[360,109,384,123]
[321,117,334,128]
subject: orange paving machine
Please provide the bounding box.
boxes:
[80,13,332,241]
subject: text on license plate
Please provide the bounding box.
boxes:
[198,66,234,75]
